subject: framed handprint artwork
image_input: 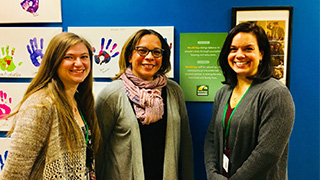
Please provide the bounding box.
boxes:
[232,6,293,87]
[68,26,174,78]
[0,83,29,131]
[0,138,11,174]
[0,27,62,77]
[0,0,62,23]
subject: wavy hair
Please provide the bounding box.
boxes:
[6,32,101,153]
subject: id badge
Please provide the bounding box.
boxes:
[223,153,229,173]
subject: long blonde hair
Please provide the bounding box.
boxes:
[6,32,101,153]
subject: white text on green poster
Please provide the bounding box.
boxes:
[180,33,227,102]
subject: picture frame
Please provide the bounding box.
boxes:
[232,6,293,88]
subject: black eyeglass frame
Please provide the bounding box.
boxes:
[135,46,164,58]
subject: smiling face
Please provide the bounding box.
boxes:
[129,34,162,81]
[57,42,91,88]
[228,32,264,79]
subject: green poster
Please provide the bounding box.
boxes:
[180,33,227,102]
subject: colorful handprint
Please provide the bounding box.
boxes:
[0,150,8,170]
[0,46,17,72]
[20,0,39,15]
[0,90,12,120]
[27,37,44,67]
[164,38,173,49]
[93,38,119,65]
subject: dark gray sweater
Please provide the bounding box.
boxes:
[204,78,295,180]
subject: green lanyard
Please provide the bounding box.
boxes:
[223,83,252,146]
[78,105,89,145]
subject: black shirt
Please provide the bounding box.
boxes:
[130,87,167,180]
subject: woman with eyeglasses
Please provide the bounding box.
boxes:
[95,29,194,180]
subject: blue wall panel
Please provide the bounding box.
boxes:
[0,0,319,179]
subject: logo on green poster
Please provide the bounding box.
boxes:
[197,85,209,96]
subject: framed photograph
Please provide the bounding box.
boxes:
[232,6,293,87]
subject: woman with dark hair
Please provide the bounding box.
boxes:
[0,32,101,180]
[95,29,193,180]
[204,22,295,180]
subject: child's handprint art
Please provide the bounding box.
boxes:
[0,90,12,120]
[0,150,8,170]
[27,37,44,67]
[0,46,20,72]
[164,38,173,49]
[20,0,39,15]
[93,38,119,65]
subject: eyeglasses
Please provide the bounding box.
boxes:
[135,46,164,58]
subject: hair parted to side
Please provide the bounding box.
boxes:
[6,32,101,153]
[218,22,273,88]
[114,29,171,79]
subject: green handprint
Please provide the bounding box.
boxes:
[0,46,18,72]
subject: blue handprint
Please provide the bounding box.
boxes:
[0,150,8,170]
[27,37,44,67]
[93,38,119,65]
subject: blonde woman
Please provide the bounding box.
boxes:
[0,32,101,180]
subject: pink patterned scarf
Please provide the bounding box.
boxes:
[120,67,167,125]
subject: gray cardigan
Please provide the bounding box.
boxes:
[204,78,295,180]
[95,79,194,180]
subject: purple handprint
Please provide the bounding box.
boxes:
[93,38,119,65]
[0,90,12,120]
[20,0,39,15]
[27,37,44,67]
